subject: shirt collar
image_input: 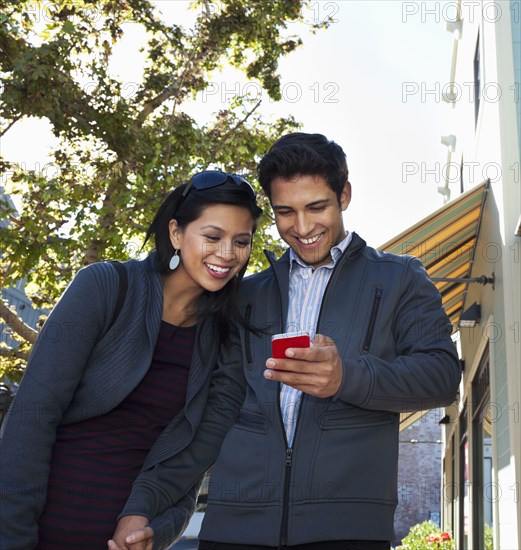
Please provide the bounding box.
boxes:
[289,231,353,270]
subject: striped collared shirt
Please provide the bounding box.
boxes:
[280,232,353,446]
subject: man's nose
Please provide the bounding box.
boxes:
[295,212,312,235]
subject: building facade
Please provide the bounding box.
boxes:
[379,3,520,547]
[438,2,521,549]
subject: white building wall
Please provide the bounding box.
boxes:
[442,1,521,548]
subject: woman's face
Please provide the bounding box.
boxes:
[170,203,255,293]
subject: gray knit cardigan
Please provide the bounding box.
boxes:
[0,253,243,549]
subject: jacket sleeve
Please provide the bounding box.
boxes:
[148,480,201,550]
[336,256,461,412]
[0,265,116,550]
[119,322,246,521]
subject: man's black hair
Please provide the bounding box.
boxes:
[257,132,349,204]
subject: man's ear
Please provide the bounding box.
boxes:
[340,181,352,211]
[169,219,182,249]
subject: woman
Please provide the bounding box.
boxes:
[0,171,262,549]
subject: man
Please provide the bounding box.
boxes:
[112,133,461,550]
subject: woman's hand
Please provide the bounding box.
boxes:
[108,515,154,550]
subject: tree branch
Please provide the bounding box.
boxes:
[207,98,263,166]
[0,347,29,361]
[203,1,214,17]
[135,79,183,127]
[0,299,38,345]
[0,115,22,137]
[135,13,219,129]
[1,33,132,158]
[225,98,263,139]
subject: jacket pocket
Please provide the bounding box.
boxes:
[318,407,395,430]
[362,286,383,352]
[235,408,269,433]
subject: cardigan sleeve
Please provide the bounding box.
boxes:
[119,321,246,521]
[148,478,202,550]
[0,264,118,550]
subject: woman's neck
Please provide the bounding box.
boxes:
[161,271,203,327]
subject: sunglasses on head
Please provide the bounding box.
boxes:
[170,170,256,218]
[182,170,256,199]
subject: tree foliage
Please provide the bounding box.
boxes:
[0,0,333,380]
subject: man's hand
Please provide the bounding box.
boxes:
[263,334,343,397]
[108,515,154,550]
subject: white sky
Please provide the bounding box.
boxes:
[1,0,458,249]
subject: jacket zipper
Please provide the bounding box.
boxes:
[273,247,357,547]
[274,249,349,547]
[363,286,383,352]
[277,360,310,547]
[278,447,294,547]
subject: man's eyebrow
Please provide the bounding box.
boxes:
[305,199,330,207]
[273,199,330,210]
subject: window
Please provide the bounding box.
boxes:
[473,34,481,127]
[460,156,465,194]
[451,434,456,534]
[472,346,493,550]
[459,403,469,549]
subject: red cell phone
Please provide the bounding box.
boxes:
[271,331,310,358]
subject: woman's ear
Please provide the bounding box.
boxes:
[169,219,182,249]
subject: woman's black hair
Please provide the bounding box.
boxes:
[144,179,263,343]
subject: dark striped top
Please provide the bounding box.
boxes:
[36,321,196,549]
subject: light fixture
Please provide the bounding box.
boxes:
[437,185,451,201]
[516,214,521,236]
[431,273,495,288]
[439,415,450,425]
[446,20,463,40]
[441,134,457,152]
[442,90,458,103]
[460,302,481,328]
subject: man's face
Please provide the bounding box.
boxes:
[270,174,351,268]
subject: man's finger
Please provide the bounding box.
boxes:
[264,368,317,385]
[264,369,328,396]
[265,357,316,373]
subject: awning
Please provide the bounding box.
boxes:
[378,181,490,431]
[378,180,490,331]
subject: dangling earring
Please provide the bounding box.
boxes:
[169,249,180,271]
